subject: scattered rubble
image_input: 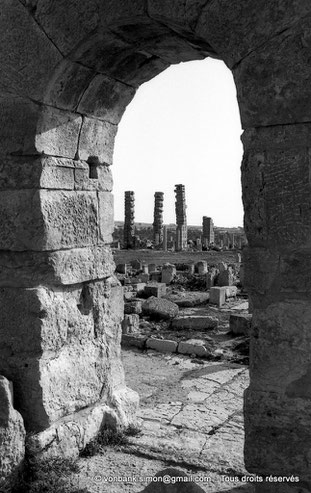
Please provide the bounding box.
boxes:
[164,291,210,307]
[117,257,250,366]
[171,315,218,330]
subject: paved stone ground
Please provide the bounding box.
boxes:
[75,349,255,493]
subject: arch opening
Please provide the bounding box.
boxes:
[113,58,243,230]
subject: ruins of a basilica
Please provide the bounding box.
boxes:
[1,1,310,491]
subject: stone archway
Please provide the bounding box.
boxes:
[1,1,311,490]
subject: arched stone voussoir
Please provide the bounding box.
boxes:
[234,14,311,128]
[68,29,170,88]
[109,19,215,65]
[195,0,311,69]
[30,0,149,57]
[76,73,136,124]
[147,0,212,36]
[43,59,96,113]
[0,0,62,102]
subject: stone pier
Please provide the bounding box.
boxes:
[153,192,164,247]
[124,191,135,249]
[202,216,214,248]
[174,184,187,251]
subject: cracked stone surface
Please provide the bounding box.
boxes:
[73,349,254,492]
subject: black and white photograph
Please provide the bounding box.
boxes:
[0,1,308,492]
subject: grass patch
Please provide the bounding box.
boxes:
[10,457,88,493]
[80,424,141,458]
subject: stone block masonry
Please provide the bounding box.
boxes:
[153,192,164,246]
[124,191,135,249]
[202,216,214,248]
[174,184,187,251]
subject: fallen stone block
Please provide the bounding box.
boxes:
[142,296,179,320]
[218,269,234,287]
[218,262,228,272]
[161,263,176,284]
[131,259,143,271]
[121,334,148,349]
[206,268,218,289]
[165,291,209,307]
[148,263,157,273]
[135,274,150,283]
[146,338,178,353]
[124,291,136,301]
[188,263,195,274]
[196,261,208,275]
[124,301,142,315]
[209,287,226,306]
[131,282,147,295]
[230,314,252,335]
[150,272,162,282]
[225,286,237,299]
[0,377,25,488]
[141,264,149,274]
[172,315,218,330]
[122,314,140,334]
[178,339,210,357]
[144,283,167,298]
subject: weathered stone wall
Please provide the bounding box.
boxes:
[1,1,311,489]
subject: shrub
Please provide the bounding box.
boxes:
[80,424,141,458]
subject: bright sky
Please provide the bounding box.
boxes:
[113,58,244,228]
